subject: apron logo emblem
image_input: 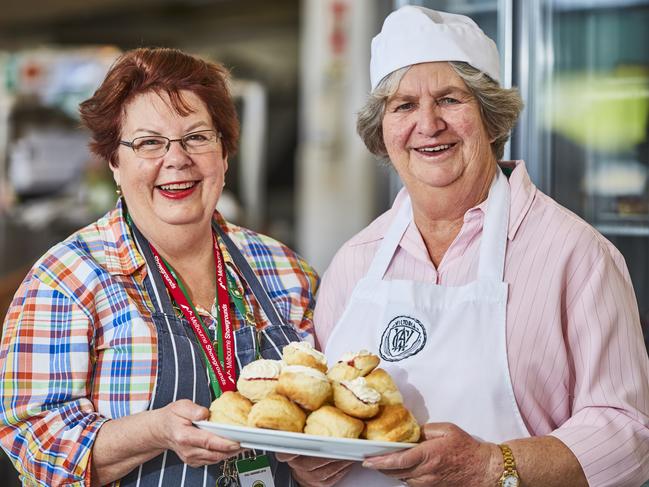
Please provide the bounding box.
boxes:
[379,315,426,362]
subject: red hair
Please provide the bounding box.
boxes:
[79,47,239,167]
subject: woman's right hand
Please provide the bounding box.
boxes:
[275,453,354,486]
[150,399,244,467]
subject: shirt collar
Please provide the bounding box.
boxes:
[100,199,240,278]
[503,160,537,240]
[101,198,145,276]
[351,160,537,249]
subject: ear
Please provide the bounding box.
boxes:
[110,162,120,187]
[222,148,229,173]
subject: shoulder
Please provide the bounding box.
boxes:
[28,207,124,297]
[534,190,619,253]
[219,217,319,290]
[508,161,619,264]
[324,194,409,284]
[319,205,396,299]
[519,188,629,283]
[330,192,405,262]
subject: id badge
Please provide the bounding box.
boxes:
[235,454,275,487]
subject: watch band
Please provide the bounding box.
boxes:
[497,444,520,486]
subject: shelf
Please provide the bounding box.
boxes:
[449,1,498,16]
[405,1,498,16]
[554,0,649,11]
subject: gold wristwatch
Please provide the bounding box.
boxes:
[497,444,520,487]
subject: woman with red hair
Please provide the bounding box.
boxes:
[0,48,317,487]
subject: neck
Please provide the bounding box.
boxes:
[410,163,497,266]
[133,217,217,309]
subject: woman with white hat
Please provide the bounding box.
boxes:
[278,6,649,487]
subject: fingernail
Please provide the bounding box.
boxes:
[227,443,241,451]
[362,460,374,468]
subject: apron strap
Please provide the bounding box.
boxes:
[366,197,412,281]
[366,166,510,283]
[130,223,177,316]
[130,219,286,328]
[477,168,510,282]
[212,221,286,328]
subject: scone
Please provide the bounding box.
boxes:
[327,350,380,382]
[304,405,364,439]
[282,341,328,373]
[237,359,283,403]
[209,391,253,426]
[332,377,380,419]
[363,368,403,406]
[247,393,306,433]
[363,404,420,443]
[276,365,332,411]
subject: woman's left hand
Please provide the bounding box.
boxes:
[362,423,498,486]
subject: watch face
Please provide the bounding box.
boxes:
[503,475,520,487]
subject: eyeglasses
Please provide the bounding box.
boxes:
[119,129,221,159]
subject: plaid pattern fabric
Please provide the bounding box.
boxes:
[0,199,319,486]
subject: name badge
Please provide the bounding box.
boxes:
[236,455,275,487]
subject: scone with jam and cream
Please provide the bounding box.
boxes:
[333,377,380,419]
[282,341,328,373]
[276,364,332,411]
[237,359,283,403]
[327,350,380,382]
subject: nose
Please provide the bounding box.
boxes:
[416,105,446,136]
[164,138,192,167]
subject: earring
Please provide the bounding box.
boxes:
[116,186,122,196]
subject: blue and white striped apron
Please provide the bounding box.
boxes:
[120,222,299,487]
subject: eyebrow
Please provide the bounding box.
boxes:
[388,86,470,102]
[131,121,210,136]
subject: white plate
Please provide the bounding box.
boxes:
[193,421,416,461]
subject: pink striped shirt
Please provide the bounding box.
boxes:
[314,161,649,487]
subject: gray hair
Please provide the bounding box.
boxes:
[356,61,524,160]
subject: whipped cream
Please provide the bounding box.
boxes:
[339,349,372,363]
[240,359,283,380]
[341,377,380,404]
[284,341,327,364]
[282,364,329,382]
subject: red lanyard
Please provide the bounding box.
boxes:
[149,234,236,397]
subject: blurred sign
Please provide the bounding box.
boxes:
[5,46,119,118]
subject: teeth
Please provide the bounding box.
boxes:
[419,144,451,152]
[159,182,195,191]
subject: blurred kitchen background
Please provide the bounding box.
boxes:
[0,0,648,482]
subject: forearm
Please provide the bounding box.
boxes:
[485,436,587,487]
[91,409,164,486]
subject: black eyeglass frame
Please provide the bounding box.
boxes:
[119,129,221,158]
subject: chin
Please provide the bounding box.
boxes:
[410,171,461,189]
[156,210,209,227]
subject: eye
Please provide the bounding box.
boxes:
[134,137,165,149]
[393,102,416,112]
[185,132,209,142]
[438,97,460,105]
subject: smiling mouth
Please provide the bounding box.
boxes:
[157,181,198,192]
[414,143,455,154]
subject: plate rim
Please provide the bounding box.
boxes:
[193,420,416,458]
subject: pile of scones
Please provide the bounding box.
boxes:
[208,341,420,443]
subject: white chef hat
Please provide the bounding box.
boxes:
[370,6,501,90]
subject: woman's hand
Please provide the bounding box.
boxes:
[275,453,354,487]
[150,399,244,468]
[362,423,499,486]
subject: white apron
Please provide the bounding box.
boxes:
[325,170,530,486]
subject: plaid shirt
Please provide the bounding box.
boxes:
[0,200,318,486]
